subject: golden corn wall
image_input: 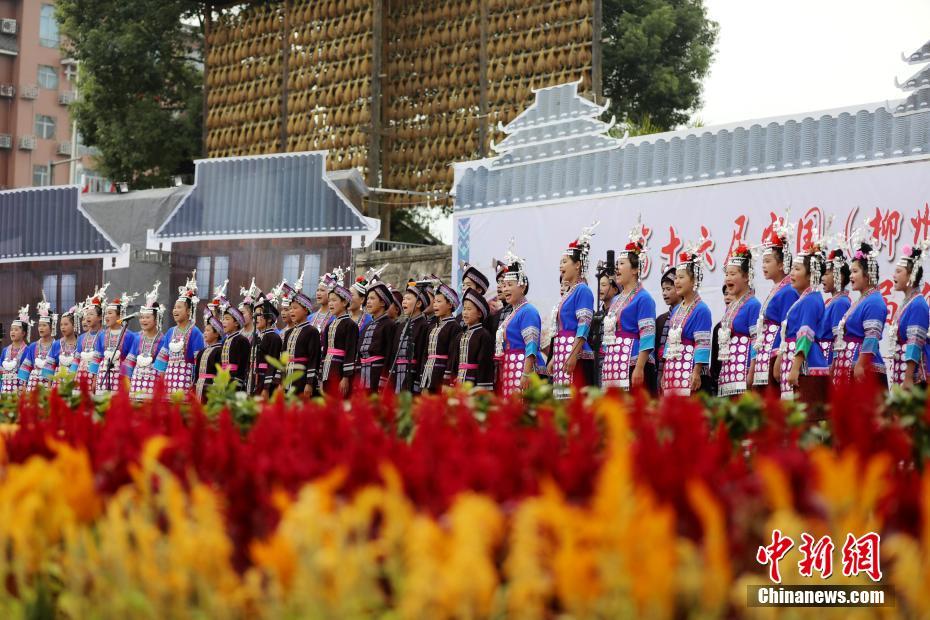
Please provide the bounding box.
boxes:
[205,0,593,200]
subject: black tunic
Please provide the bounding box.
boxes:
[388,313,429,394]
[419,316,462,393]
[449,323,495,390]
[320,313,359,392]
[220,331,251,391]
[248,328,284,395]
[192,343,222,403]
[357,313,396,393]
[281,321,321,395]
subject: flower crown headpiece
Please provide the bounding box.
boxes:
[564,221,599,277]
[140,282,164,329]
[763,214,796,267]
[898,240,930,287]
[677,242,706,289]
[13,304,33,340]
[498,238,528,285]
[36,291,58,333]
[849,220,881,285]
[177,270,199,307]
[86,282,111,309]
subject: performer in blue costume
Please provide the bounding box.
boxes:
[600,222,656,392]
[817,245,852,365]
[93,291,140,394]
[661,243,712,397]
[832,238,887,383]
[1,305,31,395]
[18,294,57,391]
[716,242,761,398]
[495,240,545,398]
[774,239,830,406]
[549,222,598,399]
[750,223,799,390]
[154,271,205,395]
[887,243,929,389]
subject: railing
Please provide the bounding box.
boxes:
[364,239,431,252]
[131,249,171,265]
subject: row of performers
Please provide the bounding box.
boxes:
[0,266,522,400]
[0,220,921,403]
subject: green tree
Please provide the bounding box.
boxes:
[56,0,204,188]
[602,0,718,131]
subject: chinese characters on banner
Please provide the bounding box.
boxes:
[456,159,930,324]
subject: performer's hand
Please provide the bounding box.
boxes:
[546,358,555,376]
[564,352,578,375]
[690,368,701,393]
[788,364,800,388]
[520,373,531,390]
[339,377,349,397]
[631,365,644,388]
[746,361,755,390]
[772,353,782,381]
[904,374,915,389]
[854,361,866,380]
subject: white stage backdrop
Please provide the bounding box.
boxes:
[453,158,930,331]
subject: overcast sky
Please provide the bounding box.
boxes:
[697,0,930,125]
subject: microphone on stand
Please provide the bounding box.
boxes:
[118,312,140,325]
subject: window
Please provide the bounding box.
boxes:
[196,256,211,292]
[196,256,230,297]
[282,253,321,286]
[60,274,76,312]
[37,65,58,90]
[213,256,229,291]
[42,273,76,313]
[39,4,59,48]
[42,275,58,311]
[282,254,300,283]
[32,165,49,187]
[304,254,321,290]
[34,114,55,139]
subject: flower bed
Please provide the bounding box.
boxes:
[0,377,928,618]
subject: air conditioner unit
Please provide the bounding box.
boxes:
[56,141,71,155]
[18,135,35,150]
[0,84,13,98]
[58,91,75,105]
[1,19,17,35]
[0,134,12,149]
[20,85,37,100]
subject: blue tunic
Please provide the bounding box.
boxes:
[93,329,139,377]
[766,280,800,350]
[664,301,713,365]
[894,295,929,364]
[17,340,56,383]
[556,283,595,356]
[503,301,544,363]
[611,287,657,358]
[69,330,101,373]
[842,290,887,367]
[818,293,851,342]
[153,325,205,372]
[731,296,762,339]
[783,291,828,372]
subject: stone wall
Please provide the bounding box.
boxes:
[353,245,452,289]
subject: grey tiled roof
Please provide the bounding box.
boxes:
[895,88,930,116]
[0,186,119,261]
[156,152,375,240]
[906,39,930,64]
[453,82,930,212]
[898,64,930,91]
